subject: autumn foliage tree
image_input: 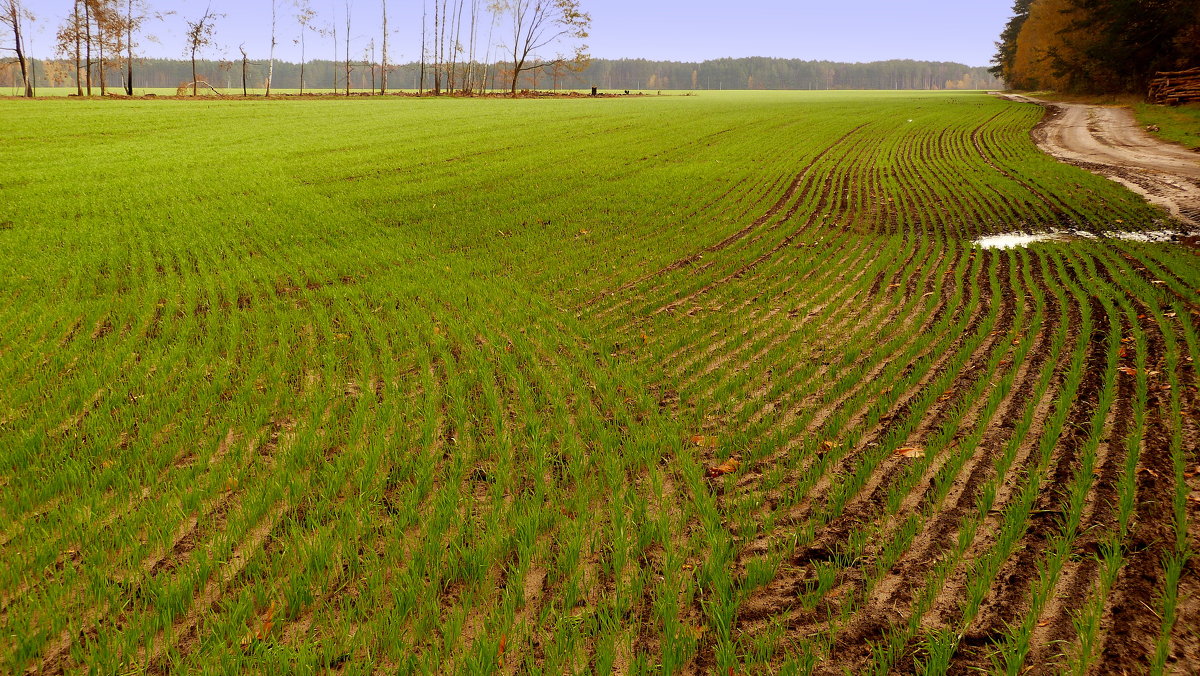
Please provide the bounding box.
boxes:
[989,0,1033,84]
[994,0,1200,93]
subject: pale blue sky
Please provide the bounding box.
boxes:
[23,0,1011,67]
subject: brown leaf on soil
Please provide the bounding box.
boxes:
[257,601,276,640]
[1118,367,1138,376]
[707,458,739,477]
[691,435,718,448]
[822,440,835,450]
[895,447,925,459]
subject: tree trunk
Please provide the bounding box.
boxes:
[418,1,426,94]
[74,0,83,95]
[343,1,350,95]
[266,0,275,96]
[465,0,477,92]
[332,5,338,93]
[98,20,106,96]
[124,0,133,95]
[380,0,387,94]
[7,2,32,97]
[436,0,446,93]
[299,31,305,94]
[191,50,197,96]
[449,0,463,92]
[84,0,92,95]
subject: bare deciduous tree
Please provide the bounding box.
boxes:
[266,0,276,95]
[120,0,172,95]
[379,0,387,93]
[492,0,588,96]
[0,0,33,97]
[184,5,220,96]
[238,42,249,95]
[418,0,427,93]
[55,0,84,95]
[87,0,122,96]
[343,0,352,95]
[293,0,316,94]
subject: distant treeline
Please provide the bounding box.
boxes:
[2,56,1000,93]
[991,0,1200,93]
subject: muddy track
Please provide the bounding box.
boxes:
[583,123,869,310]
[999,94,1200,228]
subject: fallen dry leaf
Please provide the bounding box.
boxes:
[257,601,276,641]
[1118,367,1138,376]
[707,458,740,477]
[691,435,718,448]
[895,447,925,459]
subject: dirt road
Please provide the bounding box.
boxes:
[1001,94,1200,227]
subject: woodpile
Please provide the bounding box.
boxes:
[1148,67,1200,105]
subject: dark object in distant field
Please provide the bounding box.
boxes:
[591,86,597,97]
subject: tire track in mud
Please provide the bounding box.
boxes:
[703,245,967,538]
[820,257,1037,667]
[1088,257,1186,673]
[650,129,882,317]
[971,108,1083,227]
[584,123,870,314]
[694,253,1006,667]
[950,255,1103,671]
[906,248,1075,658]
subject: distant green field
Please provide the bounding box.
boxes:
[21,86,658,97]
[23,86,401,96]
[1,91,1196,674]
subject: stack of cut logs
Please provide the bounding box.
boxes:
[1148,68,1200,105]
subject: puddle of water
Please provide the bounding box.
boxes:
[1101,230,1184,242]
[974,229,1192,249]
[974,232,1068,248]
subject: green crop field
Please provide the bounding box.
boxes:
[1,91,1197,674]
